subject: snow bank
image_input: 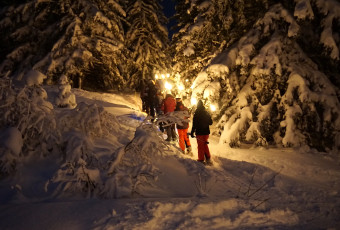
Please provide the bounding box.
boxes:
[24,69,46,86]
[0,127,23,156]
[0,127,23,174]
[95,198,299,229]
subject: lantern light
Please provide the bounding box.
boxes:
[161,74,165,79]
[191,97,197,105]
[155,74,159,79]
[165,81,173,90]
[178,85,184,91]
[210,104,217,112]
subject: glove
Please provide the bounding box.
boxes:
[190,131,195,138]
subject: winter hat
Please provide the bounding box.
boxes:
[197,100,204,110]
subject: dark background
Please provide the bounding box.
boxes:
[161,0,176,39]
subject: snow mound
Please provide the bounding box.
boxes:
[24,70,46,86]
[0,127,23,157]
[97,199,298,229]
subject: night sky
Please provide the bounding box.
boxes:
[161,0,175,18]
[161,0,176,38]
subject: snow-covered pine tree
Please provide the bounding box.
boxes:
[125,0,170,90]
[0,0,128,91]
[50,102,124,198]
[171,0,269,87]
[0,0,62,81]
[0,70,60,174]
[171,0,207,86]
[189,0,340,152]
[55,74,76,108]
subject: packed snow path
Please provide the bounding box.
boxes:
[0,88,339,229]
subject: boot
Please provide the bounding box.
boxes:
[186,146,193,156]
[205,158,213,166]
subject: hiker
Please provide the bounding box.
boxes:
[155,80,164,116]
[190,100,213,165]
[175,98,192,155]
[155,80,165,131]
[161,93,177,142]
[147,79,157,118]
[140,79,148,113]
[141,79,158,118]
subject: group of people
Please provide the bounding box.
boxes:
[140,79,213,165]
[140,79,162,118]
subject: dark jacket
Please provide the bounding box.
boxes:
[191,101,212,135]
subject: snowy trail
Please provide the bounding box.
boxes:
[90,89,340,228]
[214,143,340,190]
[182,126,340,228]
[75,90,340,228]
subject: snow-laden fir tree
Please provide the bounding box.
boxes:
[171,0,269,87]
[55,74,76,108]
[188,0,340,152]
[125,0,170,89]
[0,0,128,91]
[0,70,60,175]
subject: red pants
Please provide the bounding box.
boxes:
[177,128,191,151]
[196,135,211,161]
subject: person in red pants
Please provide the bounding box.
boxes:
[175,98,192,155]
[190,100,213,165]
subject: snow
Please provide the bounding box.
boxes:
[6,43,31,62]
[183,43,195,56]
[280,103,304,147]
[0,86,339,229]
[94,11,112,29]
[24,69,47,86]
[55,74,76,108]
[0,127,23,156]
[191,1,340,150]
[259,4,300,38]
[316,0,340,59]
[294,0,314,20]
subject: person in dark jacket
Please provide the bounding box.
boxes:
[190,100,213,165]
[140,79,148,113]
[155,80,164,116]
[175,98,192,155]
[147,80,157,118]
